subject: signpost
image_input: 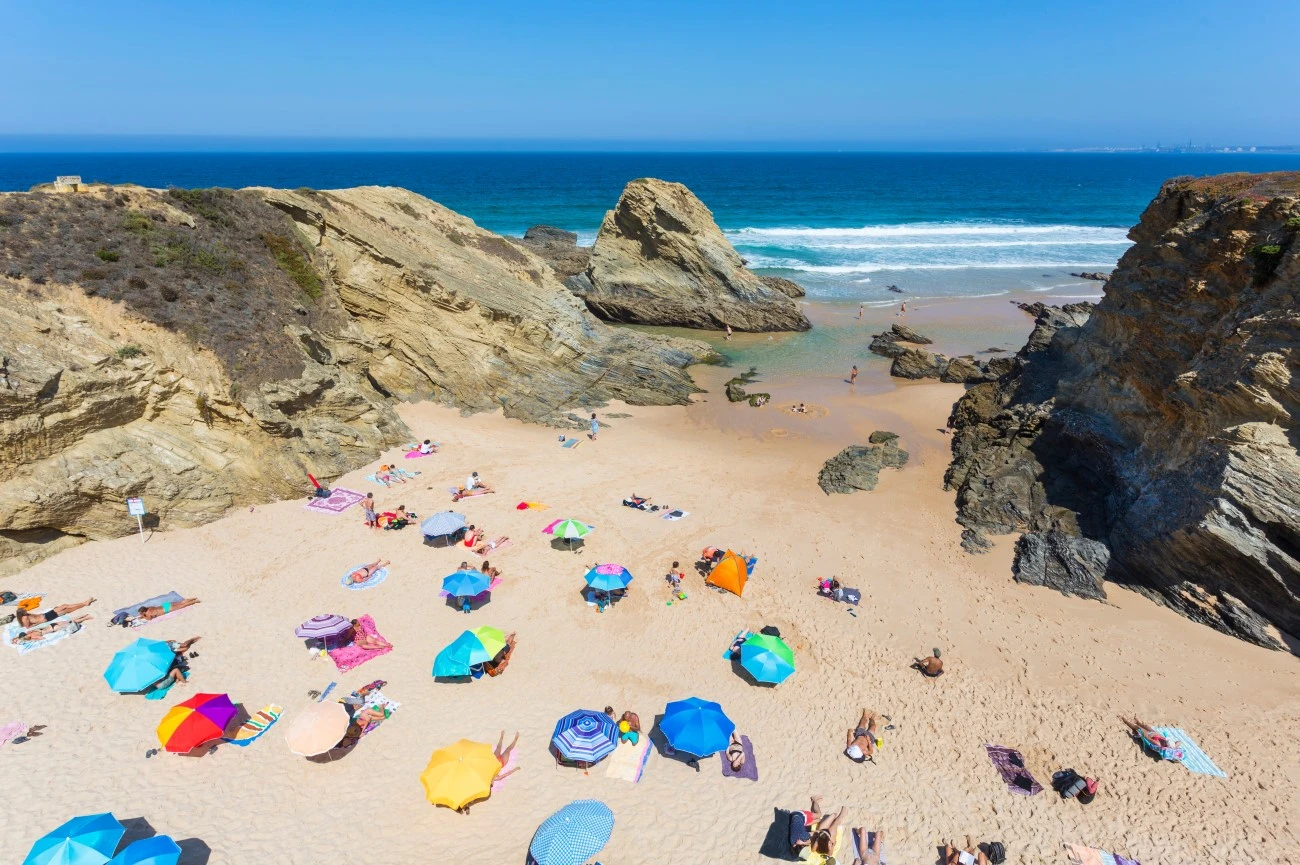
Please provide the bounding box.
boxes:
[127,497,147,543]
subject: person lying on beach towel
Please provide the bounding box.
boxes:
[16,597,96,629]
[726,731,746,773]
[452,487,495,502]
[381,505,416,529]
[788,796,846,858]
[943,836,992,865]
[127,597,201,626]
[845,709,883,763]
[473,536,509,556]
[912,648,944,678]
[485,632,517,677]
[850,828,885,865]
[346,619,393,652]
[346,560,391,587]
[1119,715,1184,762]
[15,614,92,643]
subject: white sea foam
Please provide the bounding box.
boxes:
[726,222,1130,240]
[744,259,1125,274]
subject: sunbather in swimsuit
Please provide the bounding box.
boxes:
[845,709,881,762]
[851,828,884,865]
[346,559,391,585]
[788,796,844,856]
[135,597,200,622]
[726,731,745,771]
[15,614,92,642]
[348,619,393,651]
[943,836,989,865]
[1119,714,1184,761]
[16,598,96,629]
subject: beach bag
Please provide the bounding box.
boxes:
[985,841,1006,864]
[0,591,17,604]
[760,625,782,638]
[313,486,332,498]
[1052,769,1087,799]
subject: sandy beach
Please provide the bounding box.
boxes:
[4,307,1299,864]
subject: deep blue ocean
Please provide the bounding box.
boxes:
[3,152,1297,303]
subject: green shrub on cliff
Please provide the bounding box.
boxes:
[260,232,323,300]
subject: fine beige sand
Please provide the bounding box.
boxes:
[3,357,1299,863]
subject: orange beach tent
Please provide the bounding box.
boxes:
[706,550,748,597]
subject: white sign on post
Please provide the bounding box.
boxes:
[126,497,147,542]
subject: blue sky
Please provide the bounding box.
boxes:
[3,0,1297,149]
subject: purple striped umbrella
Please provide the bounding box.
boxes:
[295,614,350,640]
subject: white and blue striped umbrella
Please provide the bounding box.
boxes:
[527,800,614,865]
[551,710,618,764]
[421,511,467,538]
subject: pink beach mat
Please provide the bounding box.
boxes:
[327,615,392,672]
[305,488,366,514]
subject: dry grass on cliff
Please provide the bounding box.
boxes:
[1175,170,1300,200]
[0,186,344,388]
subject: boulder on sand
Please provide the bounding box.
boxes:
[818,433,909,494]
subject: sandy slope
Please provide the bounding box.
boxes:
[2,380,1297,865]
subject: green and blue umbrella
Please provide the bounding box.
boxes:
[433,626,506,677]
[103,638,175,693]
[108,835,181,865]
[551,710,619,764]
[23,812,124,865]
[527,799,614,865]
[660,697,735,757]
[739,633,796,685]
[442,569,490,597]
[583,563,632,592]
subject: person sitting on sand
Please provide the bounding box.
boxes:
[15,614,92,642]
[618,711,641,745]
[726,731,746,772]
[817,578,841,597]
[913,648,944,677]
[418,438,437,454]
[845,709,882,763]
[128,597,200,625]
[943,835,989,865]
[383,506,414,530]
[462,524,480,548]
[16,597,96,629]
[346,560,391,586]
[851,828,884,865]
[1119,715,1184,761]
[348,619,393,652]
[157,636,201,687]
[474,536,508,556]
[466,472,490,492]
[485,632,517,677]
[480,560,501,579]
[789,795,845,857]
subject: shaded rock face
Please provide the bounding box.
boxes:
[509,225,591,281]
[871,324,1011,384]
[818,433,909,494]
[581,179,811,332]
[945,172,1300,650]
[0,184,720,575]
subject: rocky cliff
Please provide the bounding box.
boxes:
[571,178,811,331]
[0,184,717,575]
[945,172,1300,650]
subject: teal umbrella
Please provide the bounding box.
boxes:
[433,630,494,677]
[108,836,180,865]
[738,633,796,685]
[442,570,490,597]
[103,638,175,693]
[23,813,124,865]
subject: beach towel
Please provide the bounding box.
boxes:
[720,735,758,781]
[3,615,86,655]
[846,830,887,864]
[438,577,502,601]
[1065,844,1141,865]
[227,704,283,746]
[341,566,390,591]
[113,591,190,628]
[985,744,1043,795]
[0,721,30,746]
[515,501,550,511]
[603,736,652,782]
[840,587,862,605]
[404,449,433,459]
[1156,727,1226,777]
[661,510,690,521]
[327,615,392,672]
[799,825,844,864]
[353,687,400,736]
[470,540,513,558]
[305,488,365,514]
[723,629,751,659]
[491,744,520,792]
[561,437,582,449]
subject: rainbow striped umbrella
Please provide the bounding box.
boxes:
[157,693,237,753]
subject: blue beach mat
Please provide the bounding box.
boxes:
[1156,727,1226,777]
[341,566,390,591]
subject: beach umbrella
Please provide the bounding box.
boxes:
[583,563,633,592]
[107,835,181,865]
[551,710,619,764]
[660,697,735,757]
[706,550,749,597]
[469,625,506,658]
[738,633,796,685]
[442,569,490,598]
[432,627,502,677]
[156,693,238,753]
[103,638,175,694]
[420,739,500,809]
[294,614,350,641]
[22,812,124,865]
[544,519,592,540]
[421,511,467,538]
[527,800,615,865]
[283,700,351,757]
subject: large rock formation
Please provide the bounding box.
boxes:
[576,179,811,331]
[0,184,718,575]
[818,432,909,494]
[508,225,591,282]
[945,172,1300,650]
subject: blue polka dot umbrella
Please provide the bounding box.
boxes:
[527,799,614,865]
[551,709,619,764]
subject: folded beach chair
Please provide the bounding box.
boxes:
[227,705,283,746]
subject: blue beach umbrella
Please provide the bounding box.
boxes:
[660,697,735,757]
[528,799,615,865]
[433,630,494,677]
[442,569,490,598]
[738,633,796,685]
[583,563,633,592]
[23,813,125,865]
[103,638,175,694]
[551,710,619,764]
[421,511,467,539]
[108,835,181,865]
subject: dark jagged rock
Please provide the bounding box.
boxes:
[818,433,910,494]
[759,275,807,298]
[1070,271,1111,281]
[947,171,1300,650]
[890,347,950,380]
[869,323,934,359]
[890,324,933,344]
[510,224,591,280]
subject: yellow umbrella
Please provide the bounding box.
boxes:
[420,739,500,809]
[284,701,351,757]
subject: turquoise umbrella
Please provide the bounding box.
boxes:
[108,836,180,865]
[103,638,175,693]
[442,569,490,597]
[433,630,494,677]
[738,633,796,685]
[23,813,124,865]
[583,563,633,592]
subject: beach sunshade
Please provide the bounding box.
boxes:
[706,550,748,597]
[421,511,467,538]
[23,813,125,865]
[420,739,501,809]
[103,638,175,693]
[545,519,592,540]
[294,614,351,640]
[156,693,238,753]
[442,569,491,597]
[108,835,181,865]
[469,625,506,658]
[283,700,351,756]
[660,697,735,757]
[583,563,633,592]
[739,633,796,684]
[551,710,619,764]
[433,630,495,677]
[527,799,615,865]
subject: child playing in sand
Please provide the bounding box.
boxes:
[362,493,379,528]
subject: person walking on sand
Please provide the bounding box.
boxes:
[857,304,864,320]
[897,301,907,317]
[725,324,733,340]
[588,413,599,441]
[850,365,858,385]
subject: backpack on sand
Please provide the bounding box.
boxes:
[984,841,1006,864]
[1052,769,1087,799]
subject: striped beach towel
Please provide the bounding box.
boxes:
[603,736,652,782]
[1156,727,1226,777]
